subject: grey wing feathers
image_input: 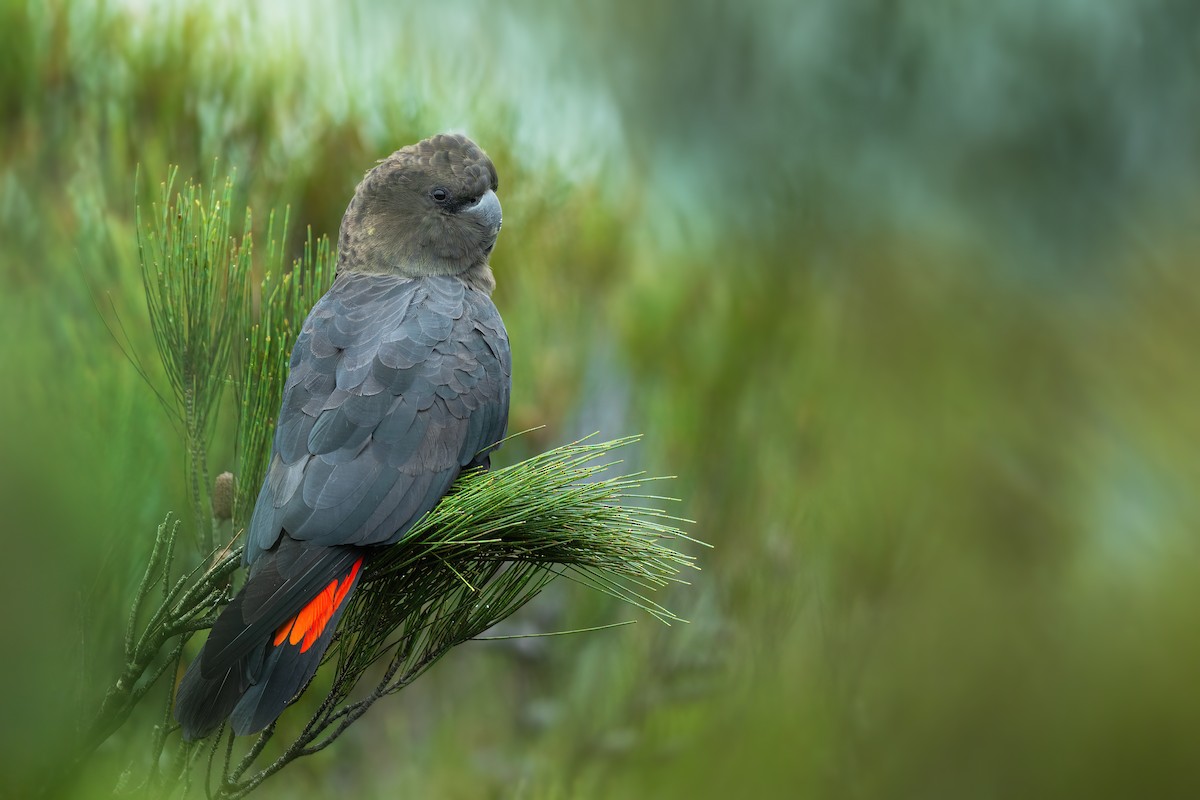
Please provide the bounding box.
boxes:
[246,272,510,563]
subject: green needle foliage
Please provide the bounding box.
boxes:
[43,515,242,799]
[343,433,695,701]
[137,168,252,552]
[200,435,696,799]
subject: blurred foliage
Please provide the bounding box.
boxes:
[2,0,1199,798]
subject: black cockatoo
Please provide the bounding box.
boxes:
[174,134,511,739]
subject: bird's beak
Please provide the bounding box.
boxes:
[463,189,502,239]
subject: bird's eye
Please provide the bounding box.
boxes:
[431,188,449,203]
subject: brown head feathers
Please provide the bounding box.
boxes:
[337,134,502,292]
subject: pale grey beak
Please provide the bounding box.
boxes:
[464,189,502,237]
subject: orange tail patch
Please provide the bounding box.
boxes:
[273,557,363,652]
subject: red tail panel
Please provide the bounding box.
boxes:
[272,557,363,652]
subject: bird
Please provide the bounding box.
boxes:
[173,133,511,740]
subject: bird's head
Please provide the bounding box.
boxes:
[337,133,501,290]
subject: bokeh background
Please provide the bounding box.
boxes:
[3,0,1200,797]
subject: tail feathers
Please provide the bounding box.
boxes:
[174,651,247,741]
[230,575,358,735]
[175,554,364,740]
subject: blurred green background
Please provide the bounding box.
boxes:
[3,0,1200,797]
